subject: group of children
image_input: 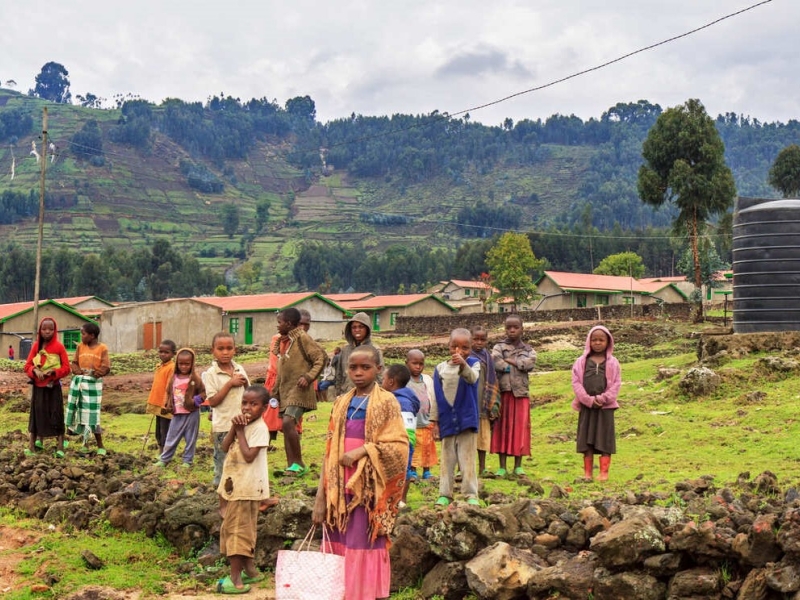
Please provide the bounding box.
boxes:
[24,319,110,458]
[22,310,620,598]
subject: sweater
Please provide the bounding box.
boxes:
[273,326,326,410]
[432,356,480,438]
[571,325,621,410]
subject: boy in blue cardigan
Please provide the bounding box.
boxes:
[432,328,481,507]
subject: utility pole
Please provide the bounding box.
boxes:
[31,107,48,330]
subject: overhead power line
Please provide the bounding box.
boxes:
[321,0,774,150]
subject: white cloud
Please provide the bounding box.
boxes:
[1,0,797,124]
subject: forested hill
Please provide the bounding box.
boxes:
[1,87,799,301]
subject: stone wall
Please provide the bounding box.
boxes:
[395,303,693,335]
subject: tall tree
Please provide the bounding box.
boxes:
[255,197,271,233]
[486,232,543,310]
[33,62,71,104]
[768,144,800,198]
[220,204,240,238]
[594,251,646,278]
[638,99,736,316]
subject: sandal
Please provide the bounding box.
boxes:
[284,463,308,476]
[216,576,250,594]
[513,467,526,476]
[241,571,265,584]
[494,468,507,477]
[24,449,36,457]
[466,497,481,506]
[55,450,65,459]
[96,448,107,456]
[34,440,44,450]
[435,496,451,507]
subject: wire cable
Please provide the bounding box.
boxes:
[319,0,774,150]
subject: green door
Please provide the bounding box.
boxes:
[244,317,253,345]
[372,312,380,332]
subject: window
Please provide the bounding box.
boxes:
[623,296,635,305]
[390,312,399,326]
[229,318,239,334]
[595,294,609,306]
[576,294,587,308]
[464,288,471,296]
[63,330,81,351]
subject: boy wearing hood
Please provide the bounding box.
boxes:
[571,325,621,481]
[334,312,384,396]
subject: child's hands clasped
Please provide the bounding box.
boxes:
[231,413,250,429]
[230,373,247,388]
[592,395,604,408]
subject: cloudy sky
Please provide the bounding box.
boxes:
[1,0,796,126]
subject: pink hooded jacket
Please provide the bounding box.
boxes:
[571,325,621,411]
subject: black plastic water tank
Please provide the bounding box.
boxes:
[733,197,800,333]
[18,338,33,360]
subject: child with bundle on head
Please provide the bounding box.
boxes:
[406,349,436,480]
[24,317,71,457]
[382,363,419,508]
[204,333,250,488]
[155,348,205,468]
[571,325,620,481]
[215,385,271,594]
[146,340,176,456]
[431,328,481,507]
[66,323,111,455]
[470,325,501,476]
[313,346,408,600]
[491,315,536,477]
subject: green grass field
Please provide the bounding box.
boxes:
[1,321,798,598]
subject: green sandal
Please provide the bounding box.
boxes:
[34,440,44,450]
[513,467,526,476]
[494,468,507,477]
[284,463,308,476]
[24,449,36,457]
[216,576,250,594]
[96,448,107,456]
[241,571,264,584]
[435,496,451,507]
[55,450,65,459]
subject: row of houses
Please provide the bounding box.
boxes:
[1,291,458,356]
[1,272,731,356]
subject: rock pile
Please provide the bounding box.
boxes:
[3,429,800,599]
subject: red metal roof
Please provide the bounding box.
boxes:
[195,293,323,312]
[0,301,37,320]
[638,276,686,284]
[447,279,493,289]
[338,294,455,311]
[543,271,647,293]
[324,293,375,302]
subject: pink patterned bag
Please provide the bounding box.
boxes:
[275,525,345,600]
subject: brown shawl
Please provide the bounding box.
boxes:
[323,385,409,546]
